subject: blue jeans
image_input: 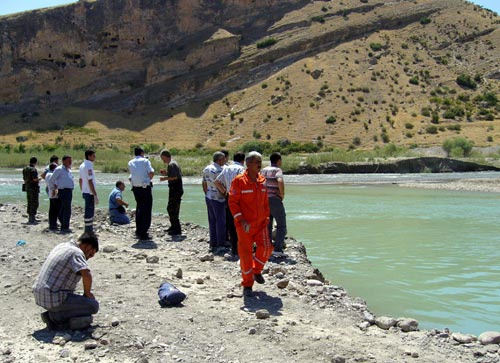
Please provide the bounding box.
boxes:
[58,189,73,230]
[205,197,226,248]
[109,208,130,224]
[268,197,287,252]
[82,193,95,232]
[48,293,99,323]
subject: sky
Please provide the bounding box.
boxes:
[0,0,499,16]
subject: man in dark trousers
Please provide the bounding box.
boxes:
[33,232,99,330]
[128,147,154,240]
[160,149,183,235]
[23,156,40,224]
[48,155,74,234]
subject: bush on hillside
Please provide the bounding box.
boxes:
[456,74,477,89]
[256,38,277,48]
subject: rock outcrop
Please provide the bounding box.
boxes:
[0,0,463,114]
[293,157,500,174]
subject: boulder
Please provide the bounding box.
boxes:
[374,316,396,330]
[478,331,500,345]
[397,318,419,332]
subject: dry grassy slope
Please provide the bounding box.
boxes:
[0,0,498,150]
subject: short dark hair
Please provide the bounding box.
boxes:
[85,150,95,160]
[78,232,99,252]
[29,156,37,165]
[49,162,57,172]
[233,151,245,163]
[49,155,59,163]
[115,180,124,188]
[160,149,171,158]
[62,155,71,162]
[220,149,229,158]
[270,152,282,165]
[134,147,144,156]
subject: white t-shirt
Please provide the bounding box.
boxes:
[79,159,96,195]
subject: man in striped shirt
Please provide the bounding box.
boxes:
[261,152,287,258]
[32,232,99,330]
[215,151,245,258]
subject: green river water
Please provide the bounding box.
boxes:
[2,170,499,335]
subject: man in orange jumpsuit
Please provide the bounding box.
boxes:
[229,151,273,297]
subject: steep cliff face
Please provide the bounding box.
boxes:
[0,0,308,113]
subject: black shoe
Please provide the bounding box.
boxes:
[167,229,181,235]
[254,274,265,284]
[41,312,65,330]
[243,287,253,297]
[60,229,73,234]
[138,234,152,240]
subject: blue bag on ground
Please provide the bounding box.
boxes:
[158,282,186,306]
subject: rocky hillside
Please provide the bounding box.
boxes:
[0,0,498,150]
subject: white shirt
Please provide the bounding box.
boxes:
[128,156,154,187]
[45,172,58,199]
[203,162,225,202]
[215,162,244,191]
[79,159,96,195]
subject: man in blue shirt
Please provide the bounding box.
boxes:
[128,147,154,240]
[48,155,74,234]
[108,181,130,225]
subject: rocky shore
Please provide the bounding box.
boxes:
[399,177,500,193]
[1,204,499,363]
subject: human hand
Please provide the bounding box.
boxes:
[85,292,95,299]
[160,169,167,175]
[241,219,250,233]
[94,196,99,205]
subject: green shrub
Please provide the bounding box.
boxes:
[381,132,390,143]
[352,137,361,146]
[409,77,419,85]
[325,116,336,124]
[420,17,431,25]
[405,123,414,129]
[442,137,474,157]
[426,125,438,134]
[456,74,477,89]
[447,124,461,131]
[256,38,277,48]
[369,43,382,51]
[311,15,325,23]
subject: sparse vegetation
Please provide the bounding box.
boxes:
[256,38,277,48]
[442,137,474,157]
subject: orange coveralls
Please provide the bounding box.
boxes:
[229,170,273,287]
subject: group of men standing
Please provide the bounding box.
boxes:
[28,148,287,331]
[202,150,288,296]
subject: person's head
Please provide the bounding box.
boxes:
[134,147,144,157]
[270,152,282,166]
[233,151,245,164]
[49,162,57,172]
[29,156,37,165]
[160,149,171,164]
[49,155,59,164]
[85,149,96,161]
[115,180,125,191]
[245,151,262,175]
[213,151,225,166]
[62,155,72,168]
[220,149,229,164]
[78,232,99,259]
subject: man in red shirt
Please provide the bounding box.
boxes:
[229,151,273,297]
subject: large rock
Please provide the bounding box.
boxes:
[374,316,397,330]
[478,331,500,345]
[397,318,419,332]
[452,333,476,344]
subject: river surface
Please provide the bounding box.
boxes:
[2,169,500,335]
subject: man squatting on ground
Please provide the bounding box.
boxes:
[159,149,184,235]
[23,156,40,224]
[229,151,273,296]
[128,147,155,240]
[215,151,245,258]
[261,152,288,258]
[202,151,227,253]
[33,232,99,330]
[48,155,74,233]
[108,181,130,225]
[79,150,98,233]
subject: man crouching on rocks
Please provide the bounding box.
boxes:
[32,232,99,330]
[229,151,273,297]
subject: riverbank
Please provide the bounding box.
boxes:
[1,204,499,362]
[398,177,500,193]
